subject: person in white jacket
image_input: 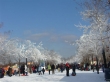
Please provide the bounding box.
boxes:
[25,65,28,76]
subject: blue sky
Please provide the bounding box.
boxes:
[0,0,86,57]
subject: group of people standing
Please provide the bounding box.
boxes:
[66,63,76,76]
[0,62,76,78]
[46,63,76,76]
[47,64,55,74]
[20,64,28,76]
[47,63,76,76]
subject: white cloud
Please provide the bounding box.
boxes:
[49,34,78,43]
[61,35,76,41]
[27,33,49,41]
[25,31,78,43]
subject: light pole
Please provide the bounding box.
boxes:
[44,58,47,69]
[102,48,107,68]
[96,56,99,74]
[102,40,107,68]
[92,54,94,72]
[19,55,20,76]
[26,57,27,66]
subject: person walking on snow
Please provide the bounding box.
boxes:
[66,62,70,76]
[42,68,45,75]
[25,65,28,76]
[72,64,76,73]
[48,64,51,75]
[51,64,55,74]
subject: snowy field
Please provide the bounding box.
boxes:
[0,69,106,82]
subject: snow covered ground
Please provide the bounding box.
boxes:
[0,69,106,82]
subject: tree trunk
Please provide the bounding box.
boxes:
[96,56,99,74]
[102,48,107,68]
[92,55,94,72]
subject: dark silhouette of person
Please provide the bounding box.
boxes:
[66,62,70,76]
[51,64,55,74]
[72,64,76,73]
[42,68,45,75]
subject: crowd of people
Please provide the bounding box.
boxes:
[0,62,110,78]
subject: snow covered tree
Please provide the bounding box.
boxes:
[74,0,110,71]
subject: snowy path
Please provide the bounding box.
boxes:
[0,69,106,82]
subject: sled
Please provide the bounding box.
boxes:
[21,75,28,76]
[71,72,76,76]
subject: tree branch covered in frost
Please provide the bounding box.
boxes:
[0,37,63,65]
[81,0,110,33]
[37,42,62,64]
[74,0,110,63]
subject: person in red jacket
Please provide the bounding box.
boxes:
[66,62,70,76]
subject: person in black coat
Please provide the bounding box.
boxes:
[0,67,4,78]
[72,64,76,73]
[7,67,12,77]
[71,64,76,76]
[20,64,25,75]
[51,64,55,74]
[42,68,45,75]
